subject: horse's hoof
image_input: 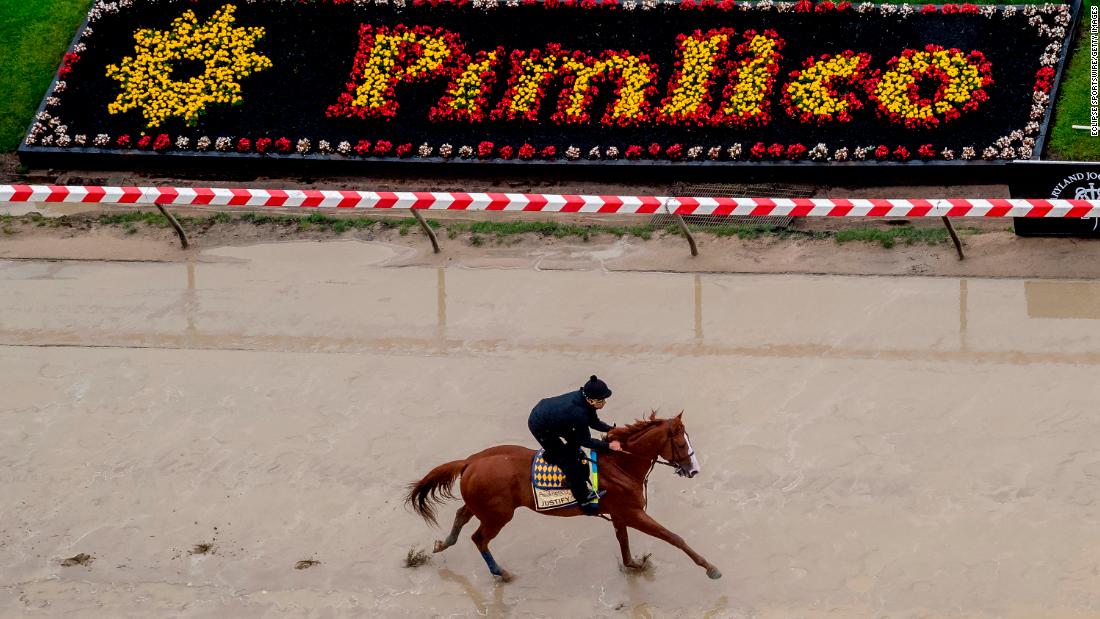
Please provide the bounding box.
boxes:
[432,540,447,553]
[706,567,722,580]
[495,570,515,583]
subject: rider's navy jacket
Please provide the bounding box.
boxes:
[528,390,613,452]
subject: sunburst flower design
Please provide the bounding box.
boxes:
[106,4,272,128]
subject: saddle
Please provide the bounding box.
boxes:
[530,448,600,511]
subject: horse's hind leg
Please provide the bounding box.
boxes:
[471,511,515,582]
[434,504,473,553]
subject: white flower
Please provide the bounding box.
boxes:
[605,146,620,159]
[440,143,454,157]
[35,111,52,122]
[74,134,86,145]
[175,136,190,149]
[980,5,995,17]
[459,145,474,158]
[53,81,67,93]
[337,141,352,155]
[998,146,1015,159]
[216,137,232,151]
[854,146,868,160]
[1018,145,1034,159]
[1054,12,1070,26]
[622,0,637,9]
[196,136,211,150]
[809,143,828,161]
[898,3,914,16]
[879,3,897,14]
[941,148,955,160]
[687,146,703,160]
[727,143,742,159]
[1023,4,1038,16]
[57,134,72,147]
[588,146,601,159]
[1040,53,1058,67]
[40,135,54,146]
[832,147,849,161]
[418,143,433,157]
[318,140,332,153]
[982,146,998,160]
[25,135,36,146]
[73,43,87,53]
[995,136,1012,149]
[54,124,68,135]
[296,138,311,153]
[1032,91,1050,105]
[642,0,657,9]
[1029,15,1043,27]
[1002,6,1016,17]
[566,146,581,160]
[94,133,110,146]
[1023,137,1036,149]
[1030,105,1044,120]
[1010,130,1024,142]
[856,2,874,12]
[707,146,721,160]
[961,146,976,160]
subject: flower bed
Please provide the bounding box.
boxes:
[22,0,1074,164]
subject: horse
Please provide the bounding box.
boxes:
[405,412,722,581]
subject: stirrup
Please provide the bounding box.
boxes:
[586,490,607,501]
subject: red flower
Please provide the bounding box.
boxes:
[786,143,807,160]
[518,143,536,160]
[815,1,836,12]
[355,140,372,156]
[539,145,557,159]
[666,143,684,160]
[793,0,812,12]
[374,140,393,156]
[750,142,767,159]
[499,145,515,159]
[918,144,936,159]
[137,135,152,150]
[647,143,662,158]
[874,145,890,160]
[959,3,979,13]
[766,143,785,159]
[921,4,937,13]
[1034,67,1056,93]
[255,137,272,153]
[57,52,81,78]
[625,145,643,159]
[477,141,495,158]
[275,137,292,153]
[236,138,251,153]
[116,134,131,148]
[153,134,171,152]
[396,143,413,158]
[893,146,910,161]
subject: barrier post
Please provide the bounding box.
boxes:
[941,216,965,260]
[411,209,441,254]
[154,199,189,249]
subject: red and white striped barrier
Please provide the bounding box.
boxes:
[3,185,1100,217]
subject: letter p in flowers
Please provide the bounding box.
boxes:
[327,25,462,119]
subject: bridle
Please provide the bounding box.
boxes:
[615,426,695,474]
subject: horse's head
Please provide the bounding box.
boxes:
[612,412,701,478]
[664,413,700,478]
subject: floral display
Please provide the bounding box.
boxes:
[782,51,873,124]
[23,0,1074,165]
[105,4,271,128]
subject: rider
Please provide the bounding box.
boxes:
[528,375,623,515]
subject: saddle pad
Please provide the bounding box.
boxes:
[531,449,598,511]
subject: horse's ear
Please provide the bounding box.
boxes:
[676,411,683,420]
[649,410,657,421]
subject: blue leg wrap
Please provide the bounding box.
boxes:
[480,551,502,575]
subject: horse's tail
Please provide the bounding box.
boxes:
[405,459,467,527]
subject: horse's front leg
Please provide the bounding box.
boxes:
[613,520,643,570]
[628,511,721,579]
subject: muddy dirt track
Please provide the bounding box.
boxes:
[2,240,1100,617]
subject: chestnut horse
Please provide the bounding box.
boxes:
[405,413,721,581]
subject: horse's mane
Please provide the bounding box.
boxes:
[608,411,667,439]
